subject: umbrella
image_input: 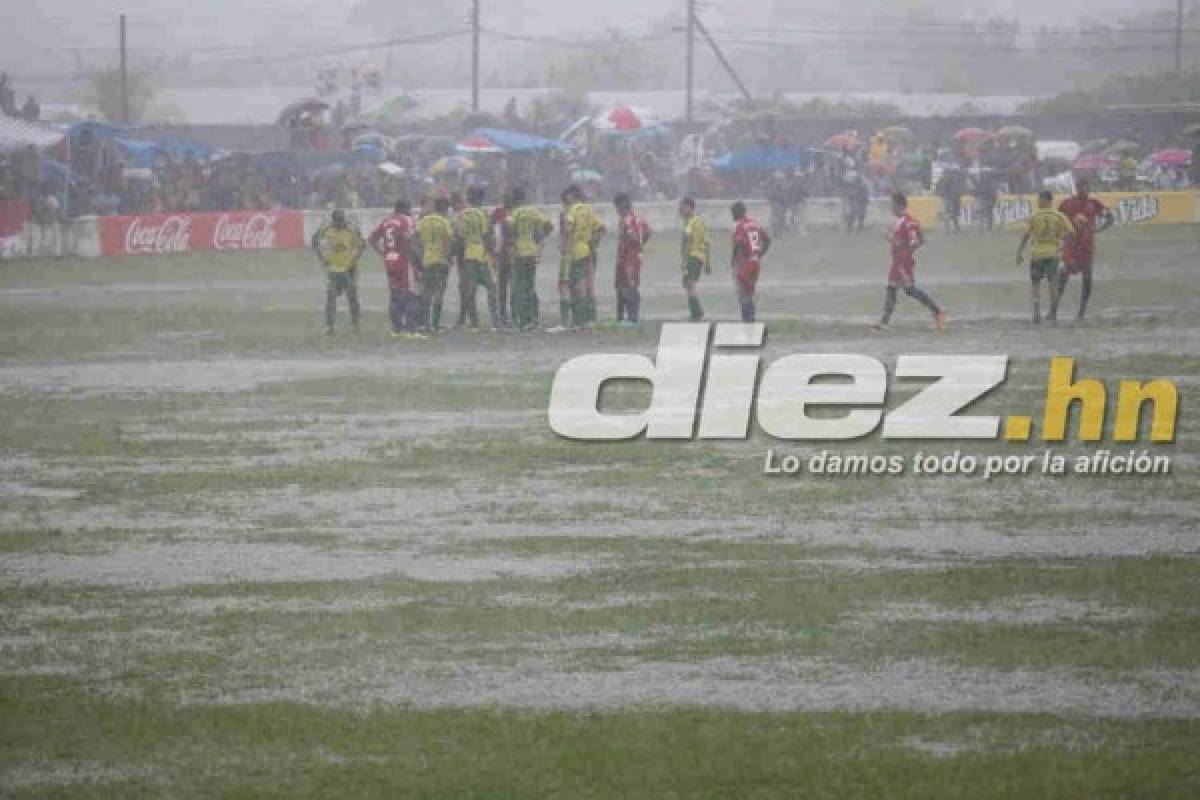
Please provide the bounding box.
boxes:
[430,155,475,175]
[712,146,808,173]
[592,105,662,133]
[878,125,914,144]
[1149,148,1192,167]
[367,93,419,123]
[277,97,329,126]
[1073,152,1117,171]
[954,127,990,144]
[456,128,570,154]
[995,125,1033,142]
[824,132,860,151]
[571,169,604,183]
[456,134,504,154]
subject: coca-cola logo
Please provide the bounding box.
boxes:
[213,213,278,250]
[125,215,192,254]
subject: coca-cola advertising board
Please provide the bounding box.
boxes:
[99,211,305,256]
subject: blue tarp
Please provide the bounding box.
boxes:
[459,127,569,154]
[712,146,809,173]
[68,122,211,167]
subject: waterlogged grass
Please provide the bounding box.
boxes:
[2,678,1198,799]
[1,226,1198,795]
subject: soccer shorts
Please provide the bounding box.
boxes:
[887,262,916,288]
[568,257,589,290]
[683,256,705,285]
[735,260,760,296]
[1029,257,1059,282]
[327,270,356,294]
[386,260,417,292]
[558,255,571,285]
[615,259,641,289]
[1062,253,1093,276]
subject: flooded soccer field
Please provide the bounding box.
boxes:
[1,226,1199,797]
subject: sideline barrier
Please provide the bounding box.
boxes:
[6,193,1198,260]
[907,191,1198,231]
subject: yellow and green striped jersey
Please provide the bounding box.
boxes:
[509,205,550,259]
[682,215,709,265]
[418,213,454,266]
[456,206,490,262]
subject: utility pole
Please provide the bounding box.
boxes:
[1175,0,1185,75]
[119,13,129,124]
[692,12,753,104]
[471,0,480,112]
[685,0,695,123]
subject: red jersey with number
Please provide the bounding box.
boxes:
[890,213,922,270]
[617,212,650,270]
[733,217,768,267]
[369,214,416,290]
[1058,195,1106,259]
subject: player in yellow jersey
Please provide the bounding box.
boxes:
[417,196,455,333]
[551,184,605,332]
[506,186,553,332]
[455,186,499,331]
[679,196,711,321]
[311,209,365,335]
[1016,190,1075,325]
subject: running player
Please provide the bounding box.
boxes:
[368,199,423,339]
[679,197,710,321]
[1015,190,1074,325]
[416,196,455,334]
[872,192,947,331]
[507,187,553,332]
[311,208,364,336]
[730,201,770,323]
[1055,178,1114,322]
[613,192,651,326]
[552,184,605,332]
[456,186,499,331]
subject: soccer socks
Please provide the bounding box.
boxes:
[880,286,898,324]
[904,285,940,314]
[625,288,640,323]
[740,299,755,323]
[389,289,404,331]
[559,298,571,327]
[325,288,338,331]
[347,285,360,327]
[687,296,704,321]
[616,292,626,322]
[1078,273,1092,319]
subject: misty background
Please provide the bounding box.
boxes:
[1,0,1196,123]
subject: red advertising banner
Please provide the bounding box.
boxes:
[99,210,305,256]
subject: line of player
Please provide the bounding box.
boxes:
[310,177,1113,338]
[310,183,771,338]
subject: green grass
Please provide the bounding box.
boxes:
[1,224,1198,796]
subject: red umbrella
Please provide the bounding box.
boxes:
[1149,148,1192,167]
[1073,152,1117,171]
[456,134,503,154]
[592,105,662,132]
[277,97,330,126]
[824,132,860,151]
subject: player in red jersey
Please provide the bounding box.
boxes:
[1053,178,1114,322]
[872,192,947,331]
[368,199,424,339]
[492,196,512,327]
[613,192,651,326]
[730,201,771,323]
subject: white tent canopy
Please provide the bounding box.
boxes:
[0,116,65,154]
